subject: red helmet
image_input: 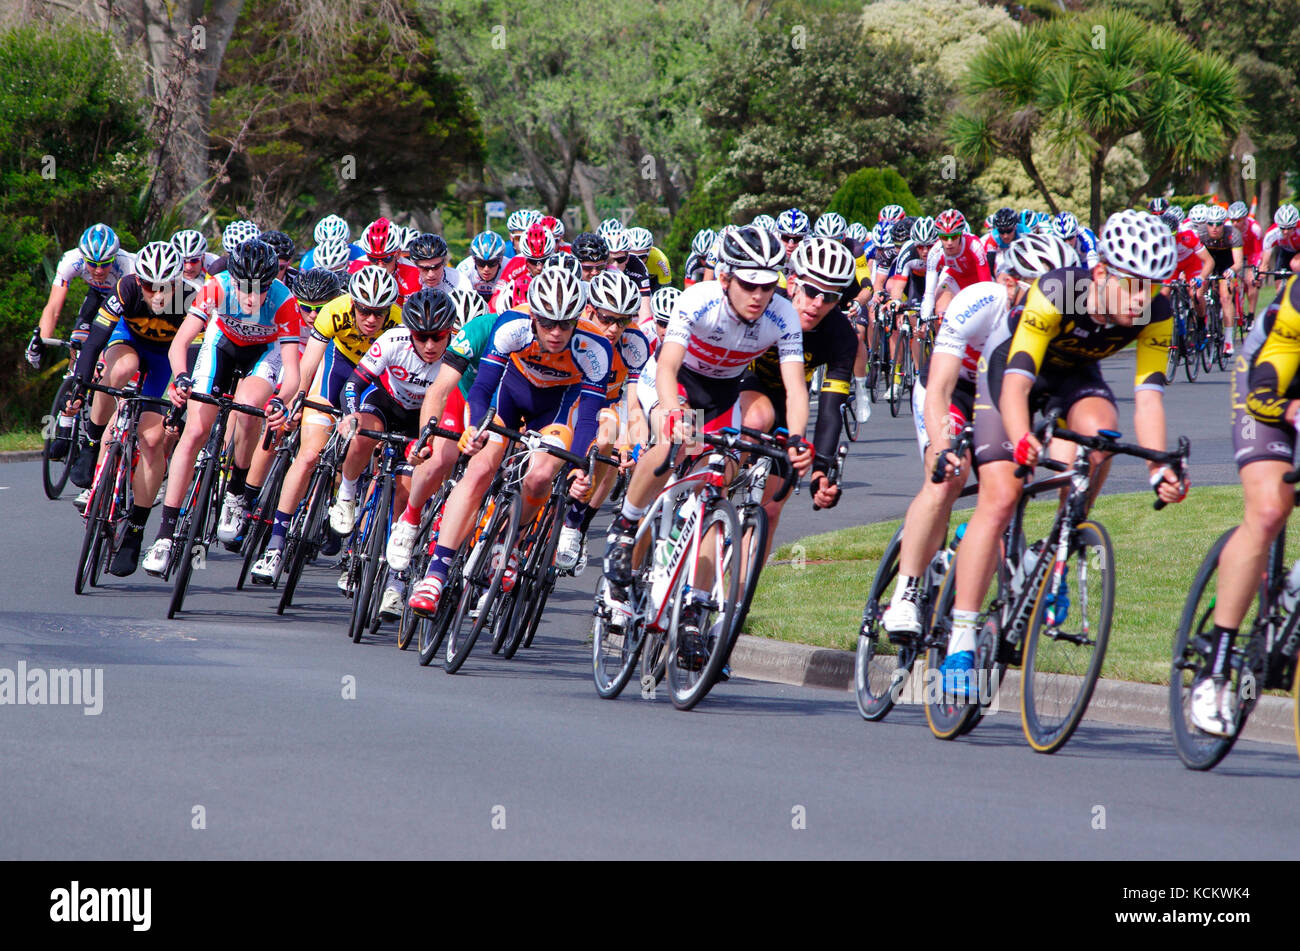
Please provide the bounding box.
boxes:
[362,217,401,257]
[523,222,557,259]
[935,209,966,237]
[539,215,565,240]
[511,272,532,307]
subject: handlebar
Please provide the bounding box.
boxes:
[653,426,800,503]
[476,416,619,474]
[813,442,848,512]
[75,379,174,414]
[40,337,73,350]
[931,422,974,484]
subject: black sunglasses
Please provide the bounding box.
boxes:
[733,276,776,293]
[793,279,841,303]
[535,315,578,331]
[411,329,451,344]
[355,305,388,318]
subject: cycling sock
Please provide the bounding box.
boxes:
[580,501,599,533]
[950,609,980,656]
[129,504,151,529]
[1209,624,1238,679]
[401,503,421,526]
[338,475,359,502]
[158,505,181,541]
[241,483,260,511]
[228,466,249,498]
[268,510,293,548]
[619,500,647,523]
[426,544,456,582]
[85,420,107,445]
[564,501,589,530]
[890,575,919,608]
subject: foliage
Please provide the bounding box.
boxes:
[861,0,1016,88]
[974,134,1146,219]
[662,165,744,277]
[827,167,922,224]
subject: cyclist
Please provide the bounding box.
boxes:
[738,236,858,554]
[1194,205,1245,353]
[920,208,991,337]
[627,227,672,292]
[1228,200,1262,322]
[1049,211,1099,268]
[406,268,612,616]
[506,209,541,256]
[171,230,219,282]
[776,209,810,263]
[311,237,353,276]
[456,231,507,302]
[299,214,365,269]
[1200,270,1300,734]
[883,216,939,398]
[349,218,421,301]
[408,232,462,296]
[1259,204,1300,283]
[683,228,718,287]
[260,230,298,288]
[492,223,556,312]
[572,232,610,286]
[1165,209,1215,319]
[247,267,397,583]
[981,208,1019,275]
[142,239,301,575]
[881,234,1079,637]
[940,210,1187,694]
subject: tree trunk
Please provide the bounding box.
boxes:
[1018,148,1061,218]
[1089,148,1106,233]
[655,151,681,218]
[574,162,600,232]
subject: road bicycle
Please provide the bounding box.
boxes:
[888,300,921,418]
[39,337,84,499]
[1164,280,1201,384]
[1202,275,1229,373]
[235,393,307,590]
[398,444,467,654]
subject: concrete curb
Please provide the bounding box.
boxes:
[0,450,43,464]
[729,634,1295,747]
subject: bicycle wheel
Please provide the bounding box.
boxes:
[73,442,119,595]
[1020,521,1115,753]
[43,376,79,500]
[236,475,280,592]
[1169,527,1257,770]
[277,470,329,614]
[1186,314,1203,382]
[1212,307,1229,371]
[855,525,919,721]
[840,399,859,443]
[505,501,562,658]
[444,494,521,674]
[168,455,216,619]
[887,341,905,418]
[730,504,768,652]
[350,476,391,644]
[923,551,982,739]
[592,575,647,699]
[866,341,883,403]
[666,499,741,710]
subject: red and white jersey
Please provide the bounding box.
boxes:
[932,281,1009,385]
[190,272,299,347]
[662,280,802,380]
[356,328,446,409]
[1174,226,1206,264]
[921,235,990,322]
[347,258,423,302]
[1262,224,1300,263]
[1239,217,1263,266]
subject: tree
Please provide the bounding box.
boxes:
[827,168,922,224]
[861,0,1016,88]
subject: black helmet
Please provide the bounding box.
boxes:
[889,219,912,245]
[227,239,279,286]
[401,287,456,334]
[292,267,343,304]
[1147,196,1170,215]
[408,232,449,261]
[991,207,1017,231]
[572,232,610,264]
[1159,210,1182,233]
[261,229,296,261]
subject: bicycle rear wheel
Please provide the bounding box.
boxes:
[730,505,768,652]
[1020,521,1114,753]
[887,341,906,418]
[350,477,392,644]
[923,550,982,739]
[505,502,562,658]
[168,456,216,619]
[277,473,328,614]
[1169,527,1257,770]
[43,377,79,500]
[840,400,859,443]
[855,525,918,721]
[73,443,119,595]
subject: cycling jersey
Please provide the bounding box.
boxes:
[54,247,135,291]
[981,232,1013,273]
[347,258,423,301]
[1239,217,1263,267]
[1066,227,1100,268]
[620,255,653,298]
[1262,224,1300,266]
[663,280,802,380]
[97,274,197,344]
[683,251,707,286]
[928,281,1008,387]
[455,257,506,300]
[1193,223,1243,273]
[190,271,300,348]
[442,311,497,398]
[345,328,446,412]
[581,320,651,404]
[1244,276,1300,425]
[920,235,990,323]
[645,247,673,289]
[1172,226,1209,282]
[308,294,402,365]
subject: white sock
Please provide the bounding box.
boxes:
[949,609,979,655]
[338,476,359,502]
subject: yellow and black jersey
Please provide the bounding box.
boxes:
[96,274,198,344]
[1245,276,1300,425]
[308,293,402,365]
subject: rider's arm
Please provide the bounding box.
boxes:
[922,352,963,453]
[654,340,687,424]
[296,336,329,399]
[167,313,207,379]
[419,362,462,429]
[919,244,940,324]
[1196,245,1214,280]
[38,282,70,339]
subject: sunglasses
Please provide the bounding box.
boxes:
[184,256,204,265]
[355,305,388,318]
[580,262,605,272]
[85,260,113,269]
[609,255,628,264]
[234,281,269,295]
[142,281,173,294]
[592,309,636,327]
[793,279,841,303]
[780,234,804,242]
[939,231,963,240]
[369,252,398,263]
[535,316,578,331]
[525,257,547,266]
[416,261,445,272]
[733,276,776,293]
[997,229,1016,238]
[473,258,498,269]
[298,302,324,314]
[411,329,451,344]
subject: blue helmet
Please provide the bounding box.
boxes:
[468,230,506,262]
[776,208,810,237]
[872,221,894,248]
[79,224,120,265]
[1051,212,1079,240]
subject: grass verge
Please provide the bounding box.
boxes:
[0,429,43,452]
[746,484,1299,685]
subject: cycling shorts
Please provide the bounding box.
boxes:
[191,332,277,397]
[1231,355,1295,468]
[304,347,356,428]
[973,360,1114,467]
[105,319,172,402]
[357,383,420,438]
[486,363,584,446]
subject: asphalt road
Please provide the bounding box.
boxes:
[3,354,1296,860]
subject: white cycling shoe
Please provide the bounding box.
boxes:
[1190,677,1237,737]
[250,547,282,585]
[329,498,357,535]
[386,518,420,572]
[142,538,172,577]
[216,492,246,544]
[881,598,922,636]
[554,525,584,572]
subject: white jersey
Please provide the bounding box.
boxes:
[931,281,1010,385]
[357,328,445,410]
[54,248,135,291]
[455,257,504,299]
[663,280,802,379]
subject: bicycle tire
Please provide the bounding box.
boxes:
[923,550,981,739]
[444,493,521,674]
[1212,305,1229,371]
[855,525,919,721]
[43,376,79,500]
[277,467,330,614]
[1169,527,1256,770]
[887,341,904,418]
[505,501,562,658]
[168,452,216,619]
[417,556,461,666]
[730,504,769,651]
[73,442,118,595]
[592,575,646,699]
[236,451,288,591]
[350,475,392,643]
[840,400,859,443]
[666,499,741,710]
[1020,521,1114,753]
[866,343,882,403]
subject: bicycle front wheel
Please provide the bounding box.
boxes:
[1020,521,1114,753]
[445,494,521,674]
[43,376,79,499]
[855,525,917,721]
[923,550,981,739]
[168,456,216,619]
[73,442,119,595]
[592,575,646,699]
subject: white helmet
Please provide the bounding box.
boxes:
[545,250,582,279]
[348,266,399,309]
[134,241,184,286]
[598,218,625,241]
[448,286,487,331]
[1204,205,1228,225]
[314,214,350,246]
[751,213,777,233]
[222,219,260,253]
[718,225,786,283]
[1098,210,1176,281]
[626,226,654,255]
[651,285,680,325]
[170,229,208,260]
[790,236,855,288]
[1275,204,1300,229]
[1000,234,1080,279]
[605,229,631,255]
[586,269,640,316]
[1187,204,1209,224]
[527,267,587,322]
[691,228,717,257]
[813,212,847,240]
[507,209,539,233]
[314,237,351,272]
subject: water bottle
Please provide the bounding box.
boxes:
[1280,560,1300,616]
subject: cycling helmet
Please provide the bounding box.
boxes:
[691,228,718,257]
[408,232,449,262]
[1051,212,1079,240]
[910,216,939,245]
[776,208,810,236]
[448,286,487,330]
[846,221,870,244]
[545,250,582,279]
[469,230,506,262]
[314,237,351,272]
[991,207,1017,232]
[227,238,279,286]
[1188,204,1209,224]
[572,232,610,263]
[626,226,654,255]
[1000,234,1080,279]
[292,267,344,304]
[1227,201,1249,220]
[361,217,401,257]
[790,236,855,288]
[314,214,350,246]
[523,222,557,259]
[606,229,631,255]
[397,225,419,252]
[401,287,456,334]
[1204,204,1228,225]
[348,266,399,309]
[878,204,906,224]
[873,221,895,249]
[813,212,847,240]
[221,219,260,254]
[1147,196,1170,215]
[1160,210,1182,233]
[650,285,681,325]
[751,213,777,233]
[598,218,625,241]
[1275,204,1300,228]
[935,209,966,236]
[587,269,641,316]
[133,241,184,286]
[890,219,912,246]
[260,229,295,261]
[170,229,208,260]
[539,214,565,240]
[1098,209,1177,280]
[1034,212,1054,235]
[718,225,786,282]
[527,267,587,321]
[506,209,538,233]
